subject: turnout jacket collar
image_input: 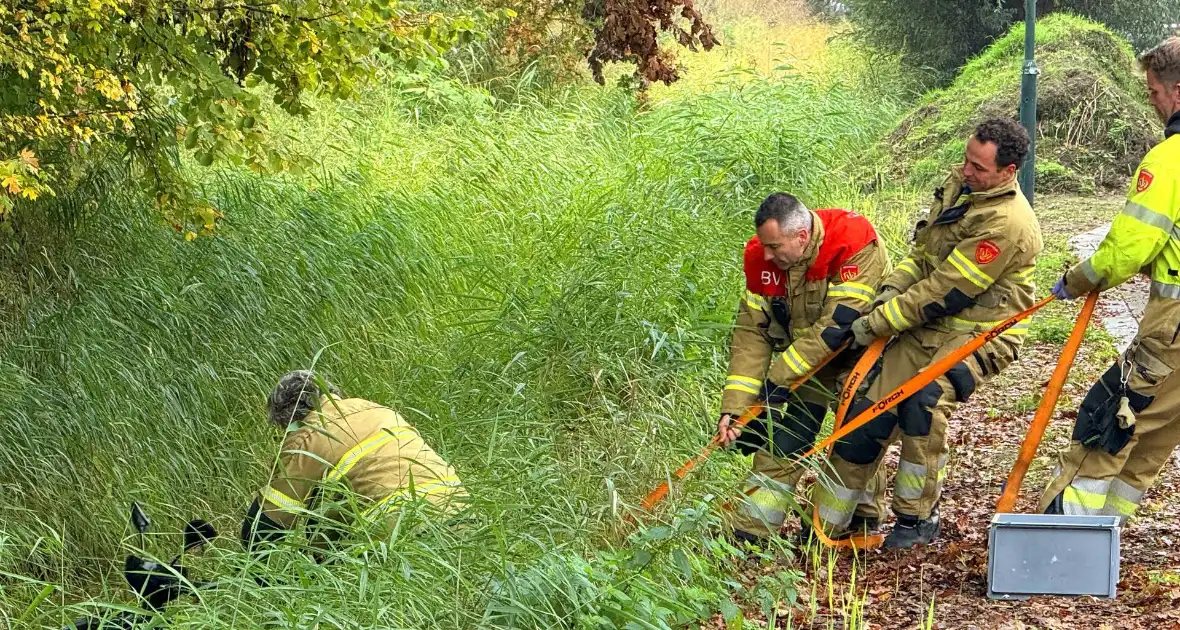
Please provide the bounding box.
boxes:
[931,166,1019,225]
[1166,110,1180,139]
[963,172,1020,208]
[797,210,825,274]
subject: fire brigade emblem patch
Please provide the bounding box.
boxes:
[975,240,1001,265]
[840,264,859,282]
[1137,169,1154,194]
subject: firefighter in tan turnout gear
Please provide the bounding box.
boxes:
[1040,38,1180,524]
[816,118,1044,548]
[717,192,890,543]
[241,370,468,550]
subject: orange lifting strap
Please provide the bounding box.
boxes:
[995,291,1098,513]
[637,341,850,513]
[640,292,1101,545]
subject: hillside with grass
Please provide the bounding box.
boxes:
[887,14,1160,195]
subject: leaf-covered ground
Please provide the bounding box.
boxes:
[720,195,1180,629]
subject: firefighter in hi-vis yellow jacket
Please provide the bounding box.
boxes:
[817,118,1043,549]
[718,192,890,543]
[1040,38,1180,526]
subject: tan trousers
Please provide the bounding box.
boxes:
[1039,335,1180,522]
[813,328,1019,530]
[733,369,888,538]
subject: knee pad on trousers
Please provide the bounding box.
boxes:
[1072,364,1123,448]
[833,396,898,465]
[899,381,942,437]
[1044,491,1064,515]
[944,361,976,402]
[736,401,827,459]
[734,416,770,456]
[972,346,1017,378]
[768,401,827,459]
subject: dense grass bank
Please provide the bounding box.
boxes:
[0,19,911,628]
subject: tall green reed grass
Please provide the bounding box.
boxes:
[0,27,909,627]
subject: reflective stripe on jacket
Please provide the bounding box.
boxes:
[258,396,467,527]
[867,165,1042,340]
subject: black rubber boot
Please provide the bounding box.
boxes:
[731,528,766,548]
[1044,491,1065,515]
[883,508,940,549]
[849,513,880,533]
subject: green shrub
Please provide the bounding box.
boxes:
[885,15,1159,193]
[841,0,1180,85]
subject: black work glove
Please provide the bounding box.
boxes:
[759,379,792,407]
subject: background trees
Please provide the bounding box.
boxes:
[0,0,716,233]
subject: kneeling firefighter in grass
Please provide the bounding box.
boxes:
[820,118,1043,549]
[241,370,469,551]
[717,192,890,544]
[1040,38,1180,524]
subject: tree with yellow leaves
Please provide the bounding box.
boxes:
[0,0,488,233]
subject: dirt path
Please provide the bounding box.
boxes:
[722,195,1180,629]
